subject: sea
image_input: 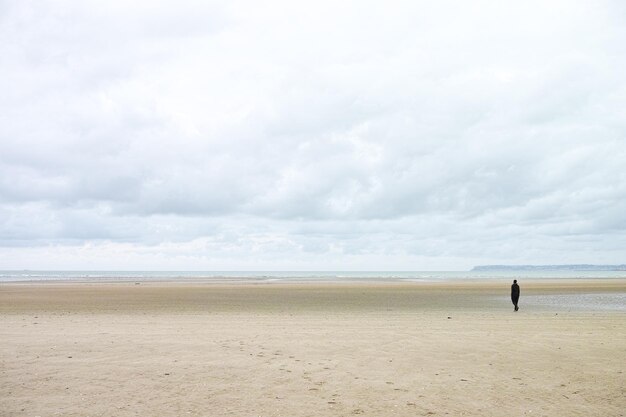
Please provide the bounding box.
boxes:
[1,269,626,283]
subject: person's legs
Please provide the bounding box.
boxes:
[513,296,519,311]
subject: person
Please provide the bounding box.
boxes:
[511,279,520,311]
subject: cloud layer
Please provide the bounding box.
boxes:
[1,0,625,269]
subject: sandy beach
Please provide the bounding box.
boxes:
[1,280,624,416]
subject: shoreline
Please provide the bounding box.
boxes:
[2,279,625,314]
[2,269,626,284]
[2,275,626,283]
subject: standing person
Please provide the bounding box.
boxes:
[511,279,520,311]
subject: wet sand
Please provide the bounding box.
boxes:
[1,280,625,416]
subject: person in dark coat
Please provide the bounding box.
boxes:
[511,279,520,311]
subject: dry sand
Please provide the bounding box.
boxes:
[1,280,625,416]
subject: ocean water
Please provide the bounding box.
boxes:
[522,293,626,312]
[1,269,626,283]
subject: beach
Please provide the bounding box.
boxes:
[1,280,624,416]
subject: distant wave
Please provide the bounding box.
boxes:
[1,270,626,283]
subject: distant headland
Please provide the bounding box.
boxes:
[471,264,626,271]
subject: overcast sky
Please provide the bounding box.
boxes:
[1,0,625,270]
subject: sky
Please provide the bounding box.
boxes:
[1,0,625,271]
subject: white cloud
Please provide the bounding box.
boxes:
[1,0,625,269]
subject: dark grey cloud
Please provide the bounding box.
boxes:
[1,0,625,269]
